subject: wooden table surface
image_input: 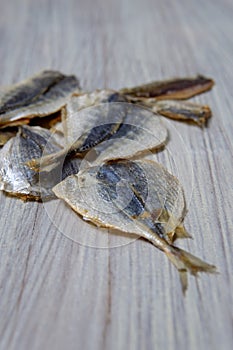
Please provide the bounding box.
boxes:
[0,0,233,349]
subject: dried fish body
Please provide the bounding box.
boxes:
[63,85,213,136]
[119,76,214,125]
[0,70,64,113]
[0,126,61,199]
[53,159,216,292]
[62,89,127,144]
[146,100,212,126]
[0,70,80,128]
[64,99,167,158]
[27,99,126,170]
[120,75,214,100]
[0,125,81,200]
[68,159,186,238]
[90,106,167,164]
[28,102,167,172]
[62,85,213,129]
[65,89,125,112]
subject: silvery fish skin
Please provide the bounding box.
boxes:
[0,70,80,128]
[0,125,81,200]
[64,84,213,128]
[62,89,127,144]
[53,159,216,293]
[63,96,167,157]
[28,100,167,171]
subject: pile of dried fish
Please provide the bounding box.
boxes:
[0,70,80,128]
[0,70,216,292]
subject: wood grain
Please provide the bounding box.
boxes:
[0,0,233,349]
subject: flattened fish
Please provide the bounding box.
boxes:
[0,70,80,128]
[150,100,212,126]
[63,86,213,128]
[119,76,214,125]
[28,102,167,171]
[120,75,214,100]
[53,159,216,292]
[0,125,81,200]
[62,89,127,144]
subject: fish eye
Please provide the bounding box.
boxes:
[97,172,104,179]
[96,167,106,179]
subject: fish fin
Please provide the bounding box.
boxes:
[174,225,192,240]
[166,231,176,244]
[165,245,217,294]
[167,226,191,244]
[26,158,41,171]
[178,269,188,294]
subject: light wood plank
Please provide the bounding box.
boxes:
[0,0,233,349]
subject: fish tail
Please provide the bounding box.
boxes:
[164,245,217,294]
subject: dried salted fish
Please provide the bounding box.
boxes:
[0,126,60,199]
[119,75,214,125]
[62,89,127,144]
[0,70,80,128]
[28,102,167,171]
[0,125,81,200]
[53,159,216,292]
[120,75,214,100]
[149,100,212,126]
[63,87,213,130]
